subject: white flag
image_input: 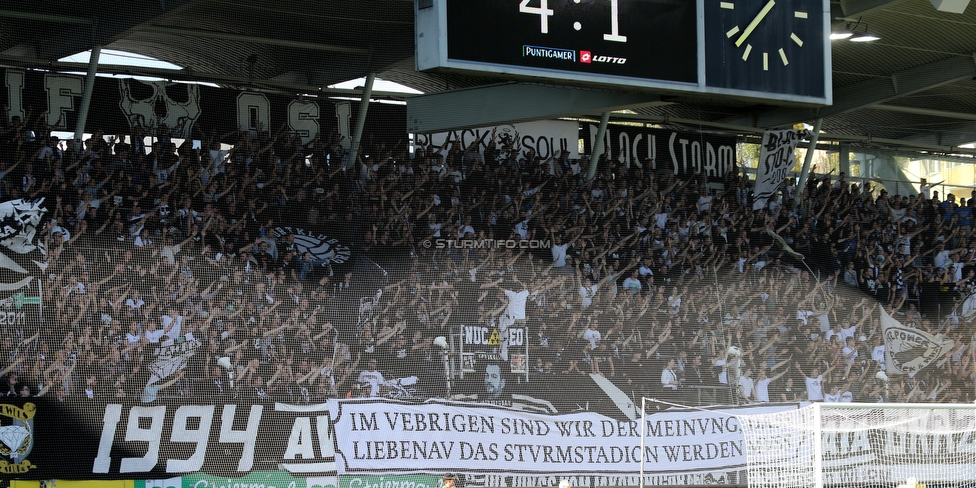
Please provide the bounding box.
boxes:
[880,306,953,376]
[0,199,46,278]
[146,335,202,387]
[752,130,807,210]
[0,198,46,254]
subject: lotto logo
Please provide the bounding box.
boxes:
[582,52,627,65]
[580,51,626,64]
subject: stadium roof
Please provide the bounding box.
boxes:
[4,0,976,154]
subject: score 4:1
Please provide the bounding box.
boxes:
[519,0,628,42]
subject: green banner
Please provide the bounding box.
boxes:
[135,471,337,488]
[339,475,441,488]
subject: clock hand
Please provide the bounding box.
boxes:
[734,0,776,48]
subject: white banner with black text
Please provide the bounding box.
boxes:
[329,399,795,475]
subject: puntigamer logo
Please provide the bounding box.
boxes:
[522,45,575,62]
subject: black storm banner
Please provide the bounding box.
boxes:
[584,125,737,179]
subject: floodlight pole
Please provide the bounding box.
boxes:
[74,45,102,153]
[346,72,375,169]
[795,117,822,193]
[586,111,611,181]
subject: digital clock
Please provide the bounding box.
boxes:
[438,0,698,85]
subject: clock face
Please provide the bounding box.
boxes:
[444,0,698,84]
[704,0,827,98]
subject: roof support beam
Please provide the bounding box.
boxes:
[903,120,976,147]
[726,54,976,129]
[0,10,94,24]
[872,103,976,121]
[73,45,101,150]
[143,26,370,54]
[587,112,611,181]
[28,0,197,60]
[796,118,823,194]
[838,0,909,17]
[406,83,664,133]
[347,73,375,169]
[0,56,414,100]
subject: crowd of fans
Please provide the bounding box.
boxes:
[0,107,974,409]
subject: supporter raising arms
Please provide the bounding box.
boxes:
[0,109,971,407]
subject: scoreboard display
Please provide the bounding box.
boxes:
[415,0,831,105]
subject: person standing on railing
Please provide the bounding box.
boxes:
[919,178,942,201]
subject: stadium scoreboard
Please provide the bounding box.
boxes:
[415,0,831,105]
